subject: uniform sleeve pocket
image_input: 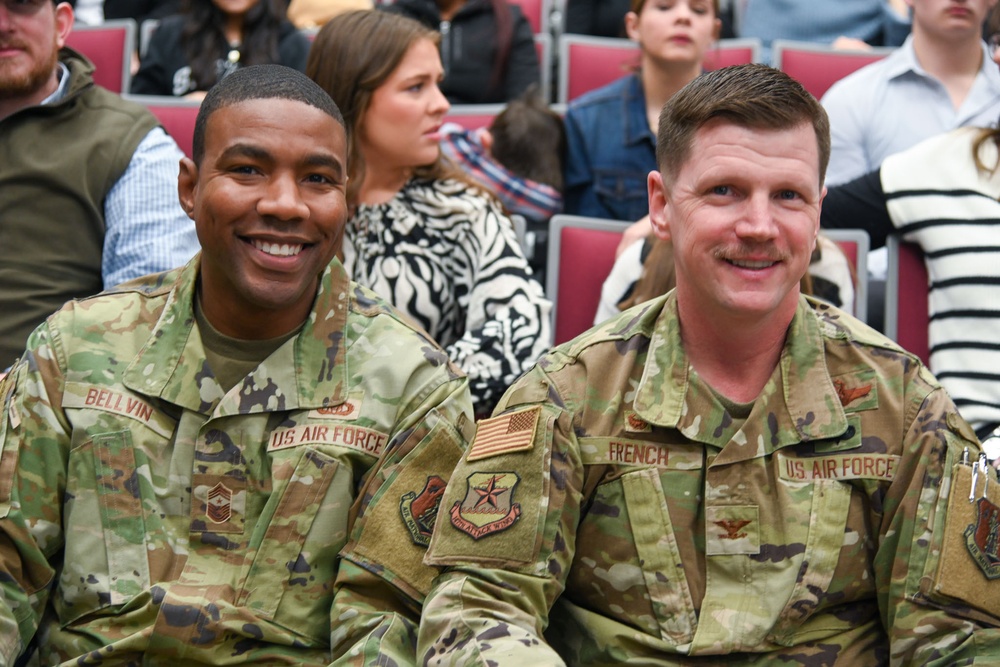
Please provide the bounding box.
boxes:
[929,460,1000,620]
[348,415,465,600]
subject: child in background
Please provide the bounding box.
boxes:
[439,89,566,225]
[439,89,565,278]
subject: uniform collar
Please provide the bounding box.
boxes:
[633,293,849,452]
[123,256,351,416]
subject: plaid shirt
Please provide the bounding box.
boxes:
[439,123,562,223]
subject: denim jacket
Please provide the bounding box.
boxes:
[564,74,656,222]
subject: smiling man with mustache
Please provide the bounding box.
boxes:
[418,64,1000,665]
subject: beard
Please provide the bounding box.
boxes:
[0,38,60,102]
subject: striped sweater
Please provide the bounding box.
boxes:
[825,127,1000,431]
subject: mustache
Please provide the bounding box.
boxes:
[713,243,788,263]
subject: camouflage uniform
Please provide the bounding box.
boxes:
[420,293,1000,666]
[0,257,474,665]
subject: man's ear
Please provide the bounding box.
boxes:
[54,3,74,49]
[813,184,827,251]
[177,157,199,220]
[648,170,671,242]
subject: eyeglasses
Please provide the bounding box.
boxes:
[1,0,50,16]
[990,34,1000,58]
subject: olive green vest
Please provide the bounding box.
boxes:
[0,48,158,367]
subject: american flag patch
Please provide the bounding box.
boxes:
[466,406,540,462]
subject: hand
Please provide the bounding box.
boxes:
[616,216,652,259]
[831,36,872,51]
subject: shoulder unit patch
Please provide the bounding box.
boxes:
[400,475,448,547]
[965,496,1000,579]
[449,472,521,540]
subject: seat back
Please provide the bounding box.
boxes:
[772,39,895,99]
[558,35,635,104]
[65,19,137,93]
[443,34,552,127]
[820,229,870,322]
[124,94,201,160]
[546,214,624,345]
[701,37,762,72]
[534,32,552,102]
[558,35,761,104]
[884,235,930,365]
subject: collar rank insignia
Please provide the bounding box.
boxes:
[624,410,651,433]
[965,497,1000,579]
[207,482,233,524]
[833,379,872,408]
[450,472,521,540]
[400,475,448,547]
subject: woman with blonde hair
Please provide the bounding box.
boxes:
[307,9,551,416]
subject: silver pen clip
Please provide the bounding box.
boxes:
[982,454,991,499]
[971,461,980,502]
[963,447,970,466]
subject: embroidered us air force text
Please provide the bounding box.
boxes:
[268,423,388,457]
[778,453,899,481]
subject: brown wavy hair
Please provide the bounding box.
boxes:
[306,10,473,205]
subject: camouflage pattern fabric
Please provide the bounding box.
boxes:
[0,256,474,665]
[420,292,1000,666]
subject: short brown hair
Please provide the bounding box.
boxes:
[655,63,831,186]
[489,86,567,191]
